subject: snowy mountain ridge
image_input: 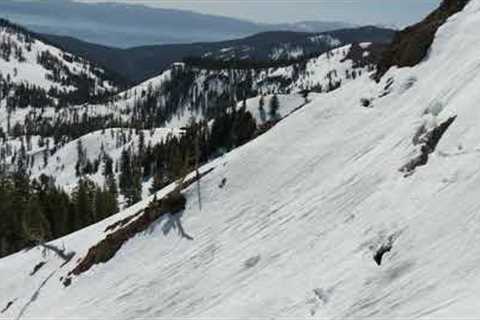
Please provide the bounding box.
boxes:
[101,43,375,125]
[0,41,374,183]
[0,19,117,97]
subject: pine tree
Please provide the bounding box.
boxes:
[75,139,86,176]
[258,95,266,123]
[22,195,51,243]
[124,171,142,207]
[269,94,280,120]
[72,178,95,228]
[105,174,119,214]
[302,90,310,104]
[119,148,132,194]
[94,186,107,220]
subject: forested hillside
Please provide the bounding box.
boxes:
[0,20,387,259]
[43,26,394,83]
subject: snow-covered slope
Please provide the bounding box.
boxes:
[264,43,373,93]
[3,1,480,318]
[2,94,306,192]
[91,44,371,127]
[0,21,116,94]
[34,128,181,194]
[0,37,372,140]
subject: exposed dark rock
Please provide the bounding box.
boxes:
[375,0,470,81]
[342,42,388,68]
[62,277,72,287]
[374,244,392,266]
[104,211,143,233]
[360,98,372,108]
[69,191,187,276]
[69,168,214,278]
[1,300,15,313]
[401,116,457,174]
[30,261,47,276]
[218,178,227,189]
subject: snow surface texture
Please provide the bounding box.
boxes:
[0,27,114,93]
[3,2,480,319]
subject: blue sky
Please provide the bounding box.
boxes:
[80,0,441,27]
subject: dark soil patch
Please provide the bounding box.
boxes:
[69,191,187,276]
[69,168,214,277]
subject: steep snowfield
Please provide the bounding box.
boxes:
[0,26,115,93]
[3,2,480,319]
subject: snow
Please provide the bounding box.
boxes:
[32,128,181,195]
[117,69,172,103]
[0,135,53,169]
[0,27,114,93]
[17,93,305,194]
[359,42,372,49]
[107,44,366,126]
[0,35,367,139]
[270,45,304,60]
[238,93,308,124]
[309,34,342,47]
[264,44,369,93]
[3,1,480,318]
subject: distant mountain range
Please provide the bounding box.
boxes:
[42,27,395,84]
[0,0,356,48]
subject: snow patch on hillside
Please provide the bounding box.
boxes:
[309,34,342,47]
[34,128,181,193]
[238,93,308,124]
[0,27,115,93]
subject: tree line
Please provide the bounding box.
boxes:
[0,173,118,258]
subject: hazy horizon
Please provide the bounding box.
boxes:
[78,0,440,27]
[0,0,441,47]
